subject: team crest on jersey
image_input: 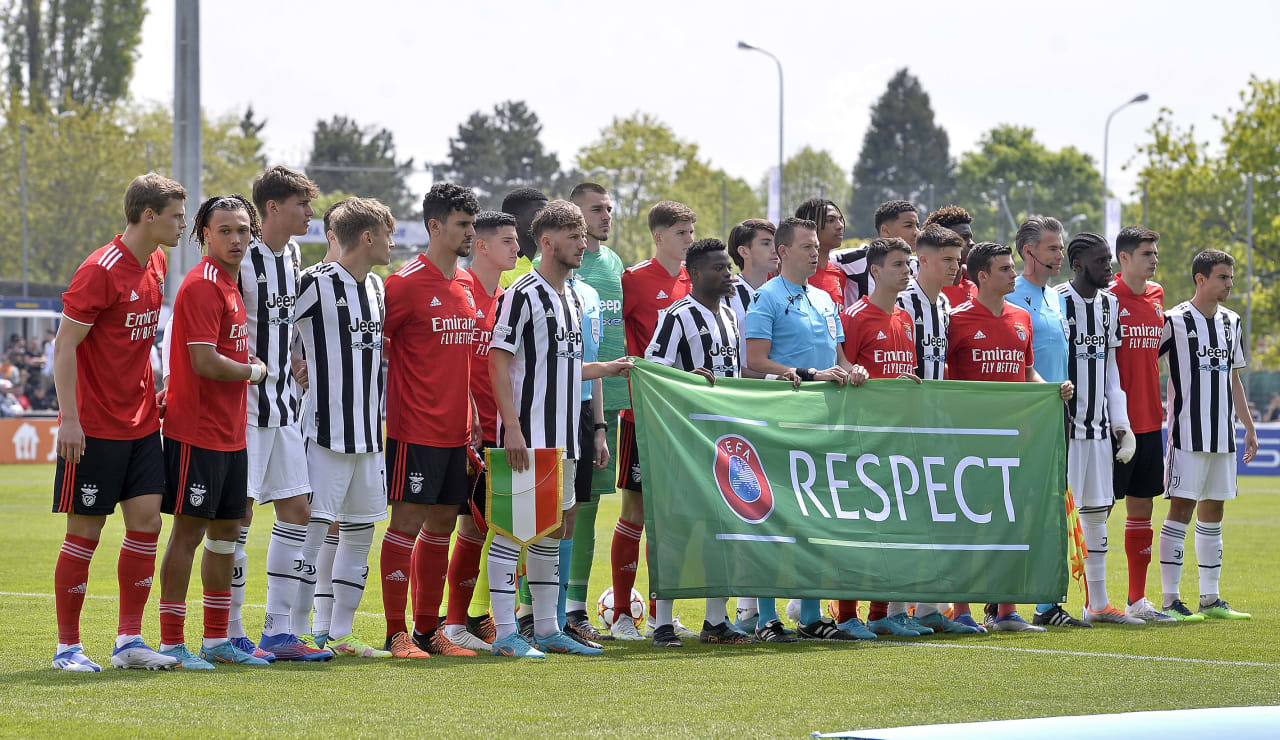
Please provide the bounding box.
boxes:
[189,483,206,507]
[408,472,424,495]
[1015,324,1027,341]
[713,434,774,524]
[1153,303,1162,318]
[465,293,475,308]
[80,484,98,507]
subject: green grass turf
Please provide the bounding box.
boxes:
[1,464,1278,738]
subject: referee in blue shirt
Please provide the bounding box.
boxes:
[743,216,868,643]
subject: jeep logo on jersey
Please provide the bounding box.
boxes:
[264,294,296,310]
[348,318,383,335]
[80,484,98,507]
[713,434,773,524]
[554,326,583,344]
[189,483,206,507]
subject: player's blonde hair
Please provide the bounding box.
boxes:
[331,197,395,249]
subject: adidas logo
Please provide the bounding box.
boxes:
[1120,307,1130,317]
[69,583,87,594]
[129,290,140,301]
[876,330,887,340]
[386,570,408,582]
[699,326,710,335]
[621,562,638,572]
[461,577,477,588]
[134,577,153,588]
[336,297,348,307]
[974,330,987,340]
[656,290,668,299]
[1186,330,1197,338]
[1067,317,1076,325]
[476,309,485,319]
[545,309,556,318]
[430,296,442,307]
[257,274,268,283]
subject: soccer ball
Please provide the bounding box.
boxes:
[597,586,645,629]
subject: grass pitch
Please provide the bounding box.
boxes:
[1,464,1278,738]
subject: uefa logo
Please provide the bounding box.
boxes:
[712,434,774,524]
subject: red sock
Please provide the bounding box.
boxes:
[952,602,971,615]
[1125,517,1153,604]
[867,601,888,621]
[410,529,450,634]
[54,534,97,645]
[159,601,187,646]
[117,530,158,636]
[611,519,642,610]
[997,603,1016,618]
[445,531,484,627]
[203,590,231,641]
[835,600,860,623]
[380,528,415,637]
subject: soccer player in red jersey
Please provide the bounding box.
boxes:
[50,174,187,673]
[381,183,483,659]
[1109,226,1176,622]
[610,200,694,640]
[924,205,978,307]
[157,195,271,668]
[794,198,847,306]
[946,241,1073,632]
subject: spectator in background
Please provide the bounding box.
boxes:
[0,379,23,417]
[1266,393,1280,422]
[1,350,22,386]
[28,383,56,412]
[1248,401,1261,422]
[43,329,56,384]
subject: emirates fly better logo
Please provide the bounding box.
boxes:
[713,434,774,524]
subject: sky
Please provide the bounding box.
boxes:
[131,0,1278,218]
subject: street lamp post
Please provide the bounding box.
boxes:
[737,41,783,206]
[1102,92,1149,224]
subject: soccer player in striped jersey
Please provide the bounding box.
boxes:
[644,238,754,647]
[945,242,1074,633]
[50,175,185,672]
[610,201,693,641]
[830,200,921,306]
[896,224,962,382]
[379,184,483,659]
[724,218,778,328]
[1056,233,1143,625]
[1109,227,1177,622]
[795,198,849,307]
[157,195,271,668]
[231,167,331,662]
[486,200,633,658]
[923,205,978,307]
[1157,249,1257,621]
[292,197,394,658]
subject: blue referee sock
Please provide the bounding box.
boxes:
[557,537,573,629]
[1036,603,1055,614]
[758,598,779,623]
[799,598,822,625]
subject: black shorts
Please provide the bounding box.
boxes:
[1113,429,1165,499]
[386,438,469,507]
[53,432,166,515]
[575,401,598,503]
[162,439,248,520]
[616,416,642,493]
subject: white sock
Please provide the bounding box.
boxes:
[312,531,339,635]
[704,598,729,626]
[1080,507,1110,611]
[487,534,520,640]
[1159,519,1189,607]
[201,636,229,650]
[328,522,373,639]
[442,623,469,642]
[915,603,938,617]
[736,597,757,617]
[526,538,561,638]
[115,634,140,649]
[1195,520,1223,606]
[656,599,674,628]
[887,602,907,617]
[566,599,587,613]
[227,525,250,639]
[158,642,182,653]
[291,519,329,636]
[264,521,307,636]
[58,642,83,654]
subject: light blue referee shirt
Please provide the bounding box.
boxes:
[571,276,602,403]
[1009,274,1069,383]
[744,275,843,370]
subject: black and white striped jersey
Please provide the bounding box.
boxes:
[646,296,741,378]
[1057,283,1124,440]
[1160,301,1247,453]
[293,261,385,454]
[489,270,585,459]
[238,238,302,427]
[722,274,756,366]
[831,245,918,308]
[895,278,950,380]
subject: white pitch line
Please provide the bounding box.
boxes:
[868,638,1279,668]
[0,591,383,618]
[778,422,1018,436]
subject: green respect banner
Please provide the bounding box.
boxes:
[629,359,1068,603]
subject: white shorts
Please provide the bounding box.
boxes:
[246,424,309,502]
[306,443,388,524]
[1068,438,1115,508]
[560,458,577,512]
[1164,448,1237,502]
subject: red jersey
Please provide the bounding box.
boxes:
[467,268,501,444]
[621,259,690,423]
[59,237,166,439]
[809,262,846,307]
[1111,277,1165,433]
[164,257,249,451]
[946,299,1034,382]
[840,297,917,379]
[941,277,977,308]
[384,254,478,448]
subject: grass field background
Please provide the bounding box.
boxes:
[2,464,1278,738]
